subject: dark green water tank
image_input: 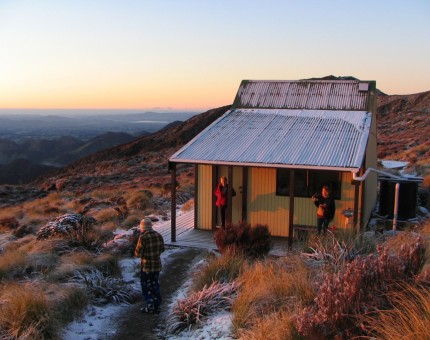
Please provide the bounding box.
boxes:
[379,179,418,220]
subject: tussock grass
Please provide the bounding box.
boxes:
[191,250,247,292]
[70,269,138,305]
[167,281,238,335]
[0,282,58,339]
[50,285,89,325]
[92,207,119,223]
[181,199,194,212]
[92,253,121,276]
[232,256,314,335]
[46,252,120,282]
[121,214,141,229]
[17,237,71,254]
[126,190,153,210]
[0,249,27,280]
[303,232,359,274]
[363,283,430,339]
[100,221,119,234]
[237,309,299,340]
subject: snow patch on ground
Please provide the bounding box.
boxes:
[62,246,233,339]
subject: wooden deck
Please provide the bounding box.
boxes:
[153,210,290,256]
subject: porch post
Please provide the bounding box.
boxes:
[242,167,248,222]
[353,181,360,231]
[170,162,177,242]
[212,166,218,229]
[194,164,198,230]
[288,169,295,249]
[228,166,233,225]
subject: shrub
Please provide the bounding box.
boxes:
[0,216,19,230]
[214,222,272,258]
[295,234,426,338]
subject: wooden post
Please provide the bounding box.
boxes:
[194,164,198,230]
[242,167,248,222]
[170,163,177,242]
[227,166,233,225]
[353,181,360,232]
[288,169,295,249]
[212,166,218,229]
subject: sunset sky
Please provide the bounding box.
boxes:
[1,0,429,111]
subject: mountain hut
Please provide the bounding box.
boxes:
[168,79,378,245]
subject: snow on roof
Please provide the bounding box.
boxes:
[170,108,372,171]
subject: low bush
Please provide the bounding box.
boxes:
[296,233,426,338]
[214,222,272,258]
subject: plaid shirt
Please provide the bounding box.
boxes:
[134,230,165,272]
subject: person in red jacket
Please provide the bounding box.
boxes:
[215,176,235,228]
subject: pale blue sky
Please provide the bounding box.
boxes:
[0,0,429,110]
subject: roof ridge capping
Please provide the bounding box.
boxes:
[232,79,376,111]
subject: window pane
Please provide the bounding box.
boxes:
[277,169,341,199]
[276,169,309,197]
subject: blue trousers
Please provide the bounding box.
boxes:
[317,217,330,234]
[140,271,161,310]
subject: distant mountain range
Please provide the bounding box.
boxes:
[1,83,429,187]
[0,111,197,184]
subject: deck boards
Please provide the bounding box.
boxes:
[152,210,290,256]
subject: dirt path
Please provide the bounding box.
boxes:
[109,247,206,340]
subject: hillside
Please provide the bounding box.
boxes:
[376,90,430,170]
[28,88,430,193]
[32,105,230,193]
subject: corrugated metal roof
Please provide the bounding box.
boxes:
[233,80,372,110]
[170,109,372,171]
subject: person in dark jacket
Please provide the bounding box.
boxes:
[215,176,235,228]
[312,185,335,235]
[134,218,165,314]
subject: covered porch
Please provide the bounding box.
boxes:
[153,210,290,256]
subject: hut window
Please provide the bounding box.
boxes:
[276,169,341,199]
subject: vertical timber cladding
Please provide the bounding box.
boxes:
[247,168,357,236]
[248,167,289,237]
[231,166,243,224]
[197,164,213,230]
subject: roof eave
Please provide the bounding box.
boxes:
[168,158,359,172]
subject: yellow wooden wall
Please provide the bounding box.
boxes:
[247,168,359,237]
[197,164,213,230]
[196,164,362,236]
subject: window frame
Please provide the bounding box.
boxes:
[276,168,342,199]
